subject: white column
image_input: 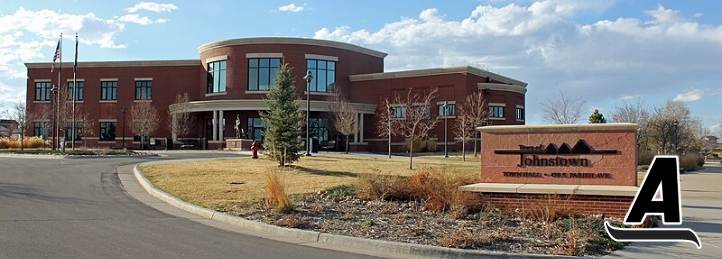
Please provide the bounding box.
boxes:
[359,113,364,143]
[218,110,224,141]
[212,110,218,141]
[354,113,359,143]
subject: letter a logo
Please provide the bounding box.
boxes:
[605,156,701,248]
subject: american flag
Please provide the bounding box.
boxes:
[51,40,61,73]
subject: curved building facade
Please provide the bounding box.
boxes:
[25,37,527,152]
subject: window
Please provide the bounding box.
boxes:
[516,107,525,120]
[67,81,84,101]
[248,58,281,91]
[33,121,49,139]
[35,82,52,101]
[99,122,116,141]
[438,103,456,117]
[306,59,336,92]
[391,106,405,118]
[413,105,431,116]
[135,80,152,100]
[207,60,227,93]
[133,135,150,143]
[101,81,117,100]
[489,106,505,118]
[309,118,329,145]
[247,118,266,142]
[64,122,82,140]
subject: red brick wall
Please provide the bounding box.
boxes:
[480,192,633,218]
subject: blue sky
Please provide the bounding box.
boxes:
[1,0,721,134]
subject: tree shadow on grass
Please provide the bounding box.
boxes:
[292,165,358,177]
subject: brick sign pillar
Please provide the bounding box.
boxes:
[460,123,640,218]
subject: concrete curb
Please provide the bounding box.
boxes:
[0,153,66,159]
[132,160,577,259]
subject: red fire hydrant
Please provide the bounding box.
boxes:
[251,140,259,159]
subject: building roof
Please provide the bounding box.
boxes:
[25,60,200,69]
[349,66,528,87]
[198,37,388,59]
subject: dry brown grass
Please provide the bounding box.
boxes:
[140,154,478,210]
[521,193,581,223]
[265,169,294,213]
[0,137,50,149]
[355,168,481,214]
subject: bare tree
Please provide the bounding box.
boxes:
[609,99,651,150]
[77,111,95,148]
[646,100,702,154]
[394,88,439,169]
[130,98,160,150]
[330,91,358,154]
[375,98,396,158]
[168,92,196,140]
[454,106,475,161]
[460,91,488,158]
[542,87,586,124]
[8,100,34,150]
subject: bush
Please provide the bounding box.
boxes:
[637,150,655,166]
[265,169,294,213]
[403,139,424,153]
[0,136,50,149]
[679,153,704,169]
[356,169,481,214]
[426,139,438,152]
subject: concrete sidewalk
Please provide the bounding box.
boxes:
[605,162,722,258]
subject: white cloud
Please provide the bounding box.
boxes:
[126,2,178,13]
[119,14,153,25]
[673,89,704,102]
[313,2,722,127]
[279,3,305,12]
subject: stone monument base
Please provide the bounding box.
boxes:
[226,139,254,151]
[460,183,637,218]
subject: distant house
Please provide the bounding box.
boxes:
[0,119,18,138]
[700,135,721,154]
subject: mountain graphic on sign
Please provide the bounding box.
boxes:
[571,139,593,154]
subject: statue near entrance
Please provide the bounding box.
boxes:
[234,115,241,139]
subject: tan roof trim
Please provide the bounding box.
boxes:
[198,37,388,59]
[169,99,377,114]
[349,66,527,87]
[25,60,200,69]
[478,83,527,95]
[477,123,638,134]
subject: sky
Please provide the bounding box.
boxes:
[1,0,721,134]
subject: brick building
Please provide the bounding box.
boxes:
[24,37,527,152]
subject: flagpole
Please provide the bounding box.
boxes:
[57,33,63,151]
[72,33,77,150]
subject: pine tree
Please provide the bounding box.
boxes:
[589,109,607,124]
[261,63,303,166]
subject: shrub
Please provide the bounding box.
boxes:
[265,169,294,213]
[356,169,481,214]
[426,139,438,152]
[0,138,10,149]
[679,153,705,168]
[637,150,655,166]
[521,193,581,223]
[403,139,424,153]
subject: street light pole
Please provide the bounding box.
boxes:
[388,107,393,159]
[51,85,58,151]
[443,101,448,158]
[121,107,127,149]
[303,70,313,156]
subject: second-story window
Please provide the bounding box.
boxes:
[101,81,117,101]
[35,82,51,101]
[438,103,456,117]
[135,80,152,100]
[489,106,505,118]
[248,58,281,91]
[306,59,335,92]
[391,106,405,118]
[516,107,525,121]
[207,60,226,94]
[67,81,84,101]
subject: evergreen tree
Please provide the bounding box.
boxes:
[589,109,607,124]
[261,64,303,166]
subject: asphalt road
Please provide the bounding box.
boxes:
[0,153,387,259]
